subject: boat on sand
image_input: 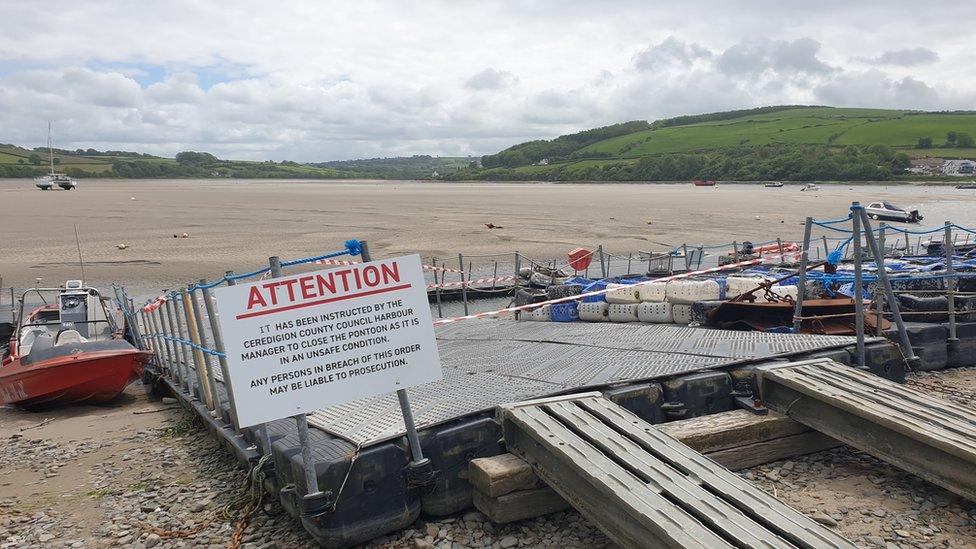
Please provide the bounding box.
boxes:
[1,281,150,410]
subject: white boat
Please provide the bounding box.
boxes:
[799,183,820,191]
[764,181,784,188]
[34,123,76,191]
[864,201,923,223]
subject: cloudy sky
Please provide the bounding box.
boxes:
[0,1,972,161]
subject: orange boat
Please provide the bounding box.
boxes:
[1,282,151,410]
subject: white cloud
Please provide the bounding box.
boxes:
[465,68,518,90]
[633,37,712,71]
[0,1,973,160]
[856,47,940,66]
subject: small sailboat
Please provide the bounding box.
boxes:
[34,123,76,191]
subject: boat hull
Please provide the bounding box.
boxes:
[0,347,151,410]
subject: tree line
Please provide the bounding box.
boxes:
[448,144,913,182]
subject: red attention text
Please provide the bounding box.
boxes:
[238,262,405,319]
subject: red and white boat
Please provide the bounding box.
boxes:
[1,281,151,410]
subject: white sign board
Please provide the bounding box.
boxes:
[214,254,442,427]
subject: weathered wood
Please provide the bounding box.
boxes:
[499,393,855,548]
[658,409,810,453]
[469,453,540,497]
[760,359,976,501]
[472,486,570,524]
[706,431,841,471]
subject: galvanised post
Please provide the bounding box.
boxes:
[459,253,468,316]
[792,217,813,333]
[268,255,322,499]
[851,204,866,369]
[876,223,887,336]
[859,208,919,368]
[360,241,429,469]
[945,222,958,347]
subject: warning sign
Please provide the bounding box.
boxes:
[213,254,442,427]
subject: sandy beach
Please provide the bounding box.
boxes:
[2,179,975,296]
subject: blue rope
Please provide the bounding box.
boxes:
[185,239,363,292]
[826,236,853,265]
[143,333,226,358]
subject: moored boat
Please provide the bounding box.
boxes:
[692,179,717,186]
[956,182,976,189]
[764,181,784,188]
[34,123,77,191]
[1,281,150,409]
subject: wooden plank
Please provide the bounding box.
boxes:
[504,404,735,548]
[578,397,855,548]
[545,400,796,548]
[469,409,839,526]
[705,431,841,471]
[760,359,976,501]
[501,396,855,548]
[657,409,810,453]
[469,453,540,497]
[472,487,570,524]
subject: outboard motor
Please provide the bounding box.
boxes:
[59,280,91,338]
[740,241,755,255]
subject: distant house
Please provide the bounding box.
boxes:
[943,159,976,175]
[535,158,549,166]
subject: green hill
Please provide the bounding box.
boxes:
[0,145,361,179]
[0,144,477,180]
[465,106,976,182]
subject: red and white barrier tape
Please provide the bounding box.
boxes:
[315,258,465,275]
[141,294,169,312]
[431,252,801,326]
[426,275,519,290]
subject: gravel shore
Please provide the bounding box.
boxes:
[1,368,974,548]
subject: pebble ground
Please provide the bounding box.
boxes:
[1,367,974,548]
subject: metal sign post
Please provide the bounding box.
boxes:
[360,241,433,482]
[267,255,326,511]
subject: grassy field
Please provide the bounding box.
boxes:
[575,107,949,158]
[0,145,115,173]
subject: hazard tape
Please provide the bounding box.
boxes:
[426,275,519,290]
[315,258,466,275]
[431,252,802,326]
[142,295,169,313]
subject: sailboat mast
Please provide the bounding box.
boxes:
[48,121,54,175]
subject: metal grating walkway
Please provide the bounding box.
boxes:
[499,393,855,548]
[306,321,865,446]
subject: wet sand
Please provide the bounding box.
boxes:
[1,179,974,296]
